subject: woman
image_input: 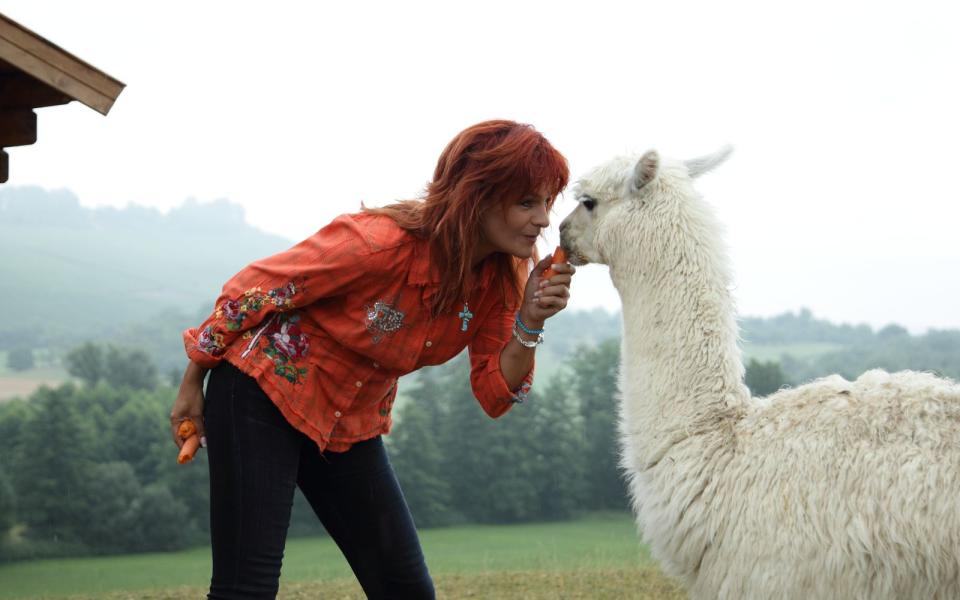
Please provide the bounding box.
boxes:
[170,119,574,599]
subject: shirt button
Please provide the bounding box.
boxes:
[425,340,432,347]
[334,411,342,418]
[355,381,363,388]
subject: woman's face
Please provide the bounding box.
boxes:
[474,188,552,264]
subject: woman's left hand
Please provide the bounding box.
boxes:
[520,252,576,326]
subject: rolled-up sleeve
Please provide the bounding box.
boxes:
[467,301,535,418]
[183,214,382,368]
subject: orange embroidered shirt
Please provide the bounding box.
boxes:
[183,212,533,452]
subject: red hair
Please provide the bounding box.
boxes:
[365,120,569,315]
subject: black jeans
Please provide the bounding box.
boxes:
[204,361,435,600]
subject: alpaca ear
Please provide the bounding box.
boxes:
[632,150,660,191]
[685,145,733,178]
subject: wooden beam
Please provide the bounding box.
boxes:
[0,16,124,115]
[0,15,123,98]
[0,37,116,115]
[0,149,8,183]
[0,72,71,109]
[0,109,36,147]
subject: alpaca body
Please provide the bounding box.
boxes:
[560,151,960,599]
[622,362,960,599]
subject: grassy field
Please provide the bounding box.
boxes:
[0,514,683,599]
[0,374,68,402]
[0,352,69,402]
[0,377,66,402]
[10,569,683,599]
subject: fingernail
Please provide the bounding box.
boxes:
[200,436,207,448]
[533,291,541,298]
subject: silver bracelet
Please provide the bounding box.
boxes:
[512,325,543,348]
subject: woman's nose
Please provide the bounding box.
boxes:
[533,204,550,227]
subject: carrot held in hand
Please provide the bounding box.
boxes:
[177,419,201,464]
[542,246,568,280]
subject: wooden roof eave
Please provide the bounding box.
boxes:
[0,13,125,115]
[0,12,125,183]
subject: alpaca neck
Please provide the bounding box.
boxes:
[612,255,748,468]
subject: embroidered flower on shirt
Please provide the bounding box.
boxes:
[197,325,226,356]
[364,299,405,344]
[261,313,310,384]
[216,281,302,331]
[221,299,244,324]
[268,281,298,307]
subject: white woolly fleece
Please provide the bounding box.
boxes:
[559,148,960,600]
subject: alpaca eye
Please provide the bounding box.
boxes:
[581,197,597,212]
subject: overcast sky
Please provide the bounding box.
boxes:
[3,0,958,333]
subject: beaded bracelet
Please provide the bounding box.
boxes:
[512,325,543,348]
[515,312,544,335]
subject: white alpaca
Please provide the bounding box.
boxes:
[558,147,960,599]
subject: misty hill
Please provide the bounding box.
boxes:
[0,187,623,376]
[2,187,958,386]
[0,187,293,351]
[740,309,960,383]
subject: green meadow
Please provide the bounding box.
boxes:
[0,513,683,599]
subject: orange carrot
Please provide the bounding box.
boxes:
[542,246,568,280]
[177,420,201,465]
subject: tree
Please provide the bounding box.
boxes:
[107,392,169,481]
[5,346,35,372]
[66,342,158,390]
[430,355,544,524]
[0,463,15,534]
[0,399,30,468]
[76,462,143,552]
[104,346,158,390]
[744,359,789,396]
[0,400,26,543]
[389,396,457,527]
[65,342,105,386]
[877,324,909,340]
[0,377,210,558]
[136,483,192,551]
[571,339,629,511]
[11,385,96,544]
[525,377,589,519]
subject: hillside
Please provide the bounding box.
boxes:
[0,187,293,350]
[2,186,958,391]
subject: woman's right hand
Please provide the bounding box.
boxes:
[169,362,208,450]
